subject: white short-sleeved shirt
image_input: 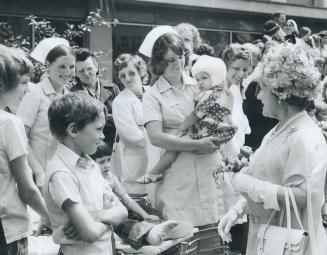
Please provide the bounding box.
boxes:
[17,77,68,169]
[44,143,120,255]
[0,110,32,244]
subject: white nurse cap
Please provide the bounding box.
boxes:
[139,25,177,58]
[30,37,70,64]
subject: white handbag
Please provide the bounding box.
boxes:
[256,188,309,255]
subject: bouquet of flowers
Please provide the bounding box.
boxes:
[213,146,252,184]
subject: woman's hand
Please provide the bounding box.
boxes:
[193,137,221,154]
[217,209,238,243]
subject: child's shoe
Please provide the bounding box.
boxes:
[136,173,163,184]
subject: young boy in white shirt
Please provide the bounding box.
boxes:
[44,92,128,255]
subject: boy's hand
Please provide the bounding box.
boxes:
[35,217,52,236]
[89,210,103,222]
[63,221,81,240]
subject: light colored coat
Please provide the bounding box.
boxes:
[243,112,327,255]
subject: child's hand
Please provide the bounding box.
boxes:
[176,130,187,137]
[144,214,161,223]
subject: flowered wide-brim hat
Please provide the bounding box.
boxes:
[260,42,322,101]
[30,37,70,64]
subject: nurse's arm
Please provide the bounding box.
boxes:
[146,120,220,153]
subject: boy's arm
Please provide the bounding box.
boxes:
[89,205,128,227]
[62,199,110,243]
[120,194,159,221]
[178,112,200,134]
[104,174,159,221]
[49,173,110,243]
[11,155,49,221]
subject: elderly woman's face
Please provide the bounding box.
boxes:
[163,48,185,78]
[118,63,142,91]
[257,82,279,118]
[283,21,295,35]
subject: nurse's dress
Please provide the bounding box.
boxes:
[237,112,327,255]
[112,88,148,194]
[143,74,225,227]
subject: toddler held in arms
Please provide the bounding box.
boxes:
[137,55,237,184]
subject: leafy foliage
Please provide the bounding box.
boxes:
[0,8,114,83]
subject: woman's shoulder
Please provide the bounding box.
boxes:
[285,114,325,147]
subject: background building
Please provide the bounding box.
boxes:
[1,0,327,82]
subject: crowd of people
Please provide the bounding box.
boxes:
[1,9,327,255]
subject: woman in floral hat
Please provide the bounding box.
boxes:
[218,43,327,255]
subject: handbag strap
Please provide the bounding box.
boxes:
[287,188,305,230]
[261,187,291,238]
[264,187,304,233]
[284,188,291,229]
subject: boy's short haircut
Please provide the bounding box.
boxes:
[0,47,20,92]
[48,91,105,139]
[90,142,112,160]
[9,48,34,76]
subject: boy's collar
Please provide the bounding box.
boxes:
[56,143,92,170]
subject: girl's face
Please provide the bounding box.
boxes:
[227,58,250,86]
[257,82,279,119]
[118,63,143,94]
[5,74,30,113]
[163,48,185,79]
[317,109,327,121]
[194,72,212,92]
[283,21,295,35]
[47,55,75,88]
[95,155,111,177]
